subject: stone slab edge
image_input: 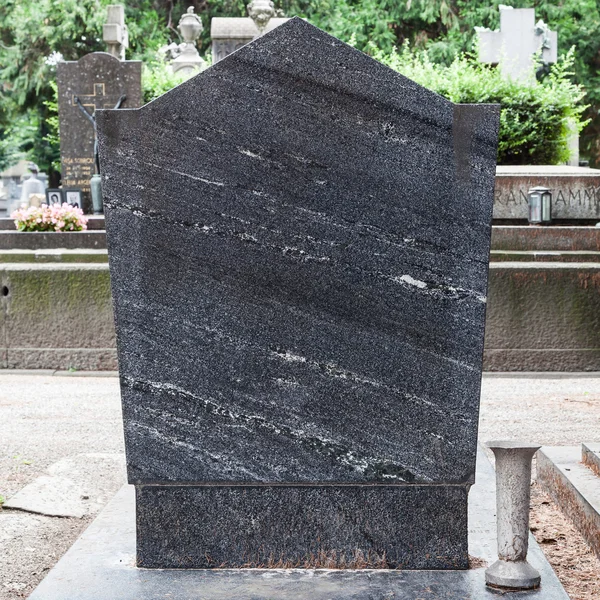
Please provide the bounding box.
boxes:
[582,443,600,478]
[28,447,568,600]
[537,446,600,559]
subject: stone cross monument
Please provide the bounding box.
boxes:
[476,6,557,84]
[57,4,140,212]
[98,18,499,570]
[103,5,129,61]
[476,6,578,165]
[57,54,142,212]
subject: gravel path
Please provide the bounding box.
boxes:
[0,372,599,599]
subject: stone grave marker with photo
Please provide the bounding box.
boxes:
[57,7,141,213]
[97,18,499,570]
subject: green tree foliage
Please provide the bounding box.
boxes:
[372,44,588,164]
[286,0,600,163]
[0,0,168,180]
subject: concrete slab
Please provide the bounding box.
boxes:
[3,474,85,518]
[28,448,569,599]
[0,249,108,263]
[582,442,600,477]
[0,231,106,249]
[494,165,600,220]
[537,445,600,558]
[490,250,600,262]
[3,453,125,518]
[0,216,106,230]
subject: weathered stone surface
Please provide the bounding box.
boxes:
[0,231,106,250]
[537,446,600,560]
[57,53,141,212]
[97,18,499,567]
[494,166,600,220]
[210,17,289,62]
[491,226,600,251]
[582,442,600,477]
[0,263,116,370]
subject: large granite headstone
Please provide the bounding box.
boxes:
[57,52,141,212]
[97,18,499,570]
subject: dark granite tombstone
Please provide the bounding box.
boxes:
[57,52,141,212]
[97,18,499,570]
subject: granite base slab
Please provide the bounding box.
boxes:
[28,448,569,600]
[136,484,468,569]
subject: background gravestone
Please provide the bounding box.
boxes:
[210,16,289,62]
[476,7,557,84]
[57,53,141,212]
[98,18,499,570]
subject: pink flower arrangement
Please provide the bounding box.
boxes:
[11,203,88,232]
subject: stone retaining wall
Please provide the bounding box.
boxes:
[1,260,599,372]
[0,264,116,370]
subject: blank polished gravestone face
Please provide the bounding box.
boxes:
[98,18,499,569]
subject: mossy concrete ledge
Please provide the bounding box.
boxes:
[0,263,116,370]
[1,261,600,372]
[484,262,600,371]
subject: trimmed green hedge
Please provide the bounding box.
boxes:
[370,45,588,165]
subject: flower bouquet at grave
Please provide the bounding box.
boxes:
[11,203,88,232]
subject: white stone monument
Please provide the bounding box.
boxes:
[476,6,578,166]
[170,7,206,75]
[103,5,128,61]
[210,0,289,63]
[476,6,557,84]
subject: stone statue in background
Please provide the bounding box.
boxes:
[19,163,45,207]
[247,0,276,36]
[169,7,206,75]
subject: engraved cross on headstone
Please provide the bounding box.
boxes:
[476,6,557,83]
[73,83,126,174]
[72,83,107,113]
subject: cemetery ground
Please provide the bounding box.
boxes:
[0,372,597,600]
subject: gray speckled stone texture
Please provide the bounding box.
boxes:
[97,17,499,568]
[136,485,468,569]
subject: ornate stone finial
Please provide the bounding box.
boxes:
[247,0,275,36]
[171,7,205,74]
[178,6,204,44]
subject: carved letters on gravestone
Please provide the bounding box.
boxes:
[57,53,141,212]
[494,166,600,220]
[98,18,499,570]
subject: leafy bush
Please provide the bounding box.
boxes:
[11,203,88,232]
[369,44,588,164]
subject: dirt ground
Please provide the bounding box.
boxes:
[0,372,599,599]
[530,483,600,600]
